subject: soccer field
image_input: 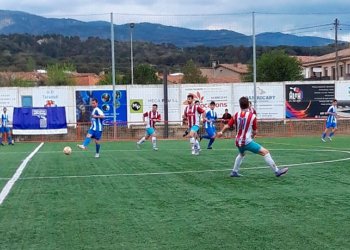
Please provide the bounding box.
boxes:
[0,136,350,249]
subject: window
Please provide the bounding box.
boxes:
[332,66,336,80]
[347,64,350,74]
[340,65,344,77]
[21,96,33,107]
[323,67,328,77]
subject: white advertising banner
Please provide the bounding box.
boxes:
[0,88,18,123]
[32,87,74,123]
[181,84,232,118]
[233,83,285,119]
[128,85,180,124]
[335,81,350,117]
[32,87,70,107]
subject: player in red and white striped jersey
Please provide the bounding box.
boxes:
[218,96,288,177]
[183,94,206,155]
[137,104,161,150]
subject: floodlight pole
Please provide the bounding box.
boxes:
[111,13,117,139]
[130,23,135,85]
[252,12,257,109]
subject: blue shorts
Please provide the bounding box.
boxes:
[88,129,102,140]
[326,122,337,129]
[237,141,262,154]
[206,127,216,138]
[190,125,200,133]
[146,127,155,136]
[0,127,10,133]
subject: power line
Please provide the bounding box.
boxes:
[256,11,350,15]
[44,13,110,18]
[114,12,251,17]
[288,29,334,36]
[281,23,333,33]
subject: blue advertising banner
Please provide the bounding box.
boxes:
[76,90,127,125]
[12,107,68,135]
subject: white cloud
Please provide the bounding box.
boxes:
[1,0,350,38]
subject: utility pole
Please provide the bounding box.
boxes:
[334,18,339,81]
[130,23,135,85]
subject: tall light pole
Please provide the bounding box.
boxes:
[252,12,257,109]
[130,23,135,85]
[110,12,116,137]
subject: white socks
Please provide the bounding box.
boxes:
[232,154,245,172]
[196,139,200,149]
[264,153,279,172]
[138,137,146,144]
[232,153,279,174]
[190,137,199,153]
[152,136,157,148]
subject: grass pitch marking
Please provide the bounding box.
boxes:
[18,148,350,180]
[0,142,44,205]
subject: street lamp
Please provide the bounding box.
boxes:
[130,23,135,85]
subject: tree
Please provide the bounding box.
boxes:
[134,64,161,84]
[123,64,161,84]
[245,50,303,82]
[26,57,36,71]
[98,72,126,85]
[46,63,76,86]
[181,60,208,83]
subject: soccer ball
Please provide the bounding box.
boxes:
[63,146,72,155]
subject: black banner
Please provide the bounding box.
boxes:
[286,84,335,118]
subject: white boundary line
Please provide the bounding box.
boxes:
[0,142,44,205]
[263,141,347,150]
[18,151,350,180]
[32,147,350,154]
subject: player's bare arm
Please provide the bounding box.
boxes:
[217,124,230,137]
[252,130,257,138]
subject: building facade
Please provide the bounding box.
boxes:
[302,48,350,80]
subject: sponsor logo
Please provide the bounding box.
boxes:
[32,109,47,128]
[288,87,303,102]
[183,91,228,108]
[130,99,143,113]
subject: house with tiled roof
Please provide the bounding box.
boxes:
[301,48,350,80]
[0,71,101,86]
[160,63,248,84]
[69,72,101,86]
[200,63,249,83]
[0,71,47,86]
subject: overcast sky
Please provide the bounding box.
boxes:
[1,0,350,40]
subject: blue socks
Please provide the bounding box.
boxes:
[83,137,91,147]
[96,144,100,153]
[208,138,215,148]
[202,135,211,139]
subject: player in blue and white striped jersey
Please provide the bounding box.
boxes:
[78,98,105,157]
[0,107,14,145]
[321,99,337,142]
[200,101,218,149]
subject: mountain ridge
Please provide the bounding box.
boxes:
[0,9,336,47]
